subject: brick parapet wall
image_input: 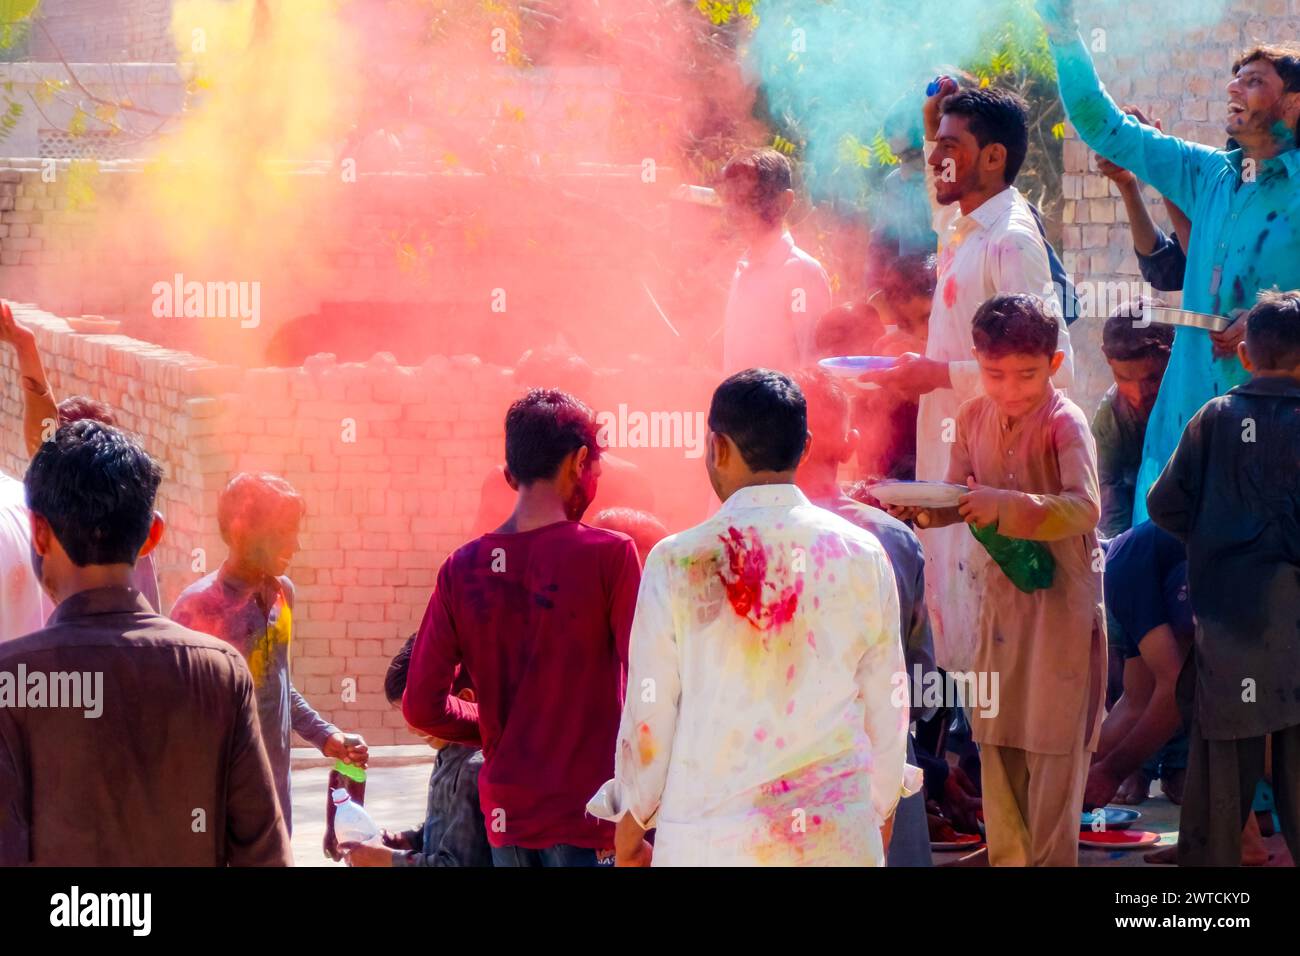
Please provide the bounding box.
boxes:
[0,306,522,744]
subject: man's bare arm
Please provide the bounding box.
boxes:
[0,303,58,456]
[0,303,57,456]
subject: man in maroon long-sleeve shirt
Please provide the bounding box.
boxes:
[404,389,641,866]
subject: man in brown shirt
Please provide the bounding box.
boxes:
[0,420,291,866]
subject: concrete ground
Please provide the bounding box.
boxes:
[290,751,1293,868]
[291,747,435,868]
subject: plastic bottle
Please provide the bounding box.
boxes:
[323,759,368,860]
[330,787,379,847]
[968,521,1055,594]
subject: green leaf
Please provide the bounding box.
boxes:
[870,130,900,167]
[34,78,67,107]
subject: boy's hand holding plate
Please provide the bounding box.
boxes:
[957,477,1003,526]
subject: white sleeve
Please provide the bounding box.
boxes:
[586,544,681,829]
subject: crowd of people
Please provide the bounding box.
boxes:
[0,0,1298,868]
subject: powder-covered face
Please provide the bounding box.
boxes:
[975,350,1062,418]
[1108,354,1168,416]
[930,113,990,205]
[718,175,783,238]
[894,294,933,338]
[1227,60,1296,147]
[231,503,302,577]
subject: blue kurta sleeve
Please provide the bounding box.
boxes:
[1051,31,1218,213]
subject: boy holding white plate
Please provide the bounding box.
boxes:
[886,293,1105,866]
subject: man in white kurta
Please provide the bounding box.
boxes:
[589,484,917,865]
[868,85,1073,671]
[588,368,918,866]
[916,186,1073,671]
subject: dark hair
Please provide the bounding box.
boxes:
[1245,289,1300,370]
[971,294,1059,359]
[719,148,794,225]
[941,88,1030,185]
[504,388,599,485]
[881,252,938,302]
[1102,298,1174,362]
[1233,44,1300,93]
[590,507,668,557]
[385,634,416,704]
[814,302,884,358]
[708,368,807,472]
[57,395,116,426]
[218,473,305,544]
[25,420,162,566]
[793,369,850,460]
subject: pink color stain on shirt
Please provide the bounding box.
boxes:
[717,525,801,631]
[943,275,958,309]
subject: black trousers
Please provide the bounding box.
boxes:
[1177,718,1300,866]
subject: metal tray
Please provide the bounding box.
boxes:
[1150,306,1231,333]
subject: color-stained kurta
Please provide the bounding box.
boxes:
[943,390,1106,755]
[1049,31,1300,524]
[172,568,338,833]
[587,484,920,866]
[916,177,1075,671]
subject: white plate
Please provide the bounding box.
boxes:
[869,480,967,508]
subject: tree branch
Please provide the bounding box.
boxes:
[36,20,176,121]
